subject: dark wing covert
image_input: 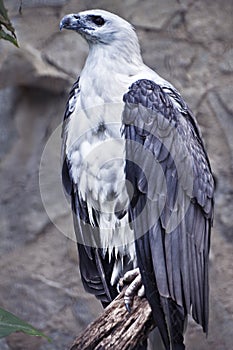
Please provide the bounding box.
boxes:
[122,79,214,349]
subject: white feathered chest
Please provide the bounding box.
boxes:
[64,70,138,284]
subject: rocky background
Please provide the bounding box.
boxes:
[0,0,232,349]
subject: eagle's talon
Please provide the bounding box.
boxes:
[120,268,145,312]
[117,279,124,293]
[125,301,132,313]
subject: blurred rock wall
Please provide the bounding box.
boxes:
[0,1,232,349]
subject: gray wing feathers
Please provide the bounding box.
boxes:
[123,79,214,339]
[61,78,80,194]
[63,78,80,121]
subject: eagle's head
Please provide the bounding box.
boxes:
[60,9,137,46]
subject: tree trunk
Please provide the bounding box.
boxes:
[69,291,156,350]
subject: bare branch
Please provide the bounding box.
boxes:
[70,292,156,350]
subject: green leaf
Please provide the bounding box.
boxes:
[0,307,51,341]
[0,0,19,47]
[0,28,18,47]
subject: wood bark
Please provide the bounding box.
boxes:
[69,291,156,350]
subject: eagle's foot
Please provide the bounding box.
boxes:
[118,267,145,312]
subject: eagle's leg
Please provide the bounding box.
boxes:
[118,267,145,312]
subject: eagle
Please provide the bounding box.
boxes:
[60,9,214,350]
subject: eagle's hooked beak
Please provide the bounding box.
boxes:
[60,14,84,31]
[60,14,83,30]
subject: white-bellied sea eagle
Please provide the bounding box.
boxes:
[60,9,214,350]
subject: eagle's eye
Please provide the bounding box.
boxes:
[90,16,105,26]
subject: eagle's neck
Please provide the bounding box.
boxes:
[89,39,143,71]
[79,43,144,110]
